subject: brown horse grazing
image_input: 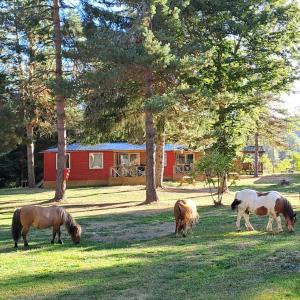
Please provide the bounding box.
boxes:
[174,199,199,237]
[12,205,82,247]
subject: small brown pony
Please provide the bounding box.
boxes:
[12,205,82,247]
[174,199,199,236]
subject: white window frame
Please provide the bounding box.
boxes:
[56,153,71,169]
[89,152,104,169]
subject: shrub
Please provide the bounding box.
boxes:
[196,150,234,205]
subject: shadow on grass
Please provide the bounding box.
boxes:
[161,186,213,194]
[1,216,299,300]
[230,184,300,194]
[66,188,146,199]
[0,188,46,196]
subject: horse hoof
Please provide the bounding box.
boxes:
[14,244,18,248]
[236,228,241,232]
[24,243,29,247]
[58,240,63,244]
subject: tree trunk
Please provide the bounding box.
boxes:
[26,34,35,188]
[155,133,165,188]
[254,131,259,177]
[219,173,229,194]
[26,124,35,188]
[144,69,158,203]
[272,148,275,174]
[53,0,66,201]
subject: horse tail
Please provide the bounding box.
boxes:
[12,209,22,245]
[231,198,242,210]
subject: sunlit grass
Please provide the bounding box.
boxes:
[0,175,299,299]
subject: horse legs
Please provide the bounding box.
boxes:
[176,220,185,237]
[57,227,63,244]
[51,228,57,244]
[175,218,180,236]
[182,225,187,237]
[236,209,244,231]
[266,216,274,232]
[243,213,254,231]
[21,227,29,247]
[275,216,283,232]
[51,225,63,244]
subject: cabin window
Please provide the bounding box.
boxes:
[89,153,103,169]
[186,154,194,164]
[119,153,140,166]
[176,153,194,165]
[176,154,186,165]
[56,153,70,169]
[164,152,167,167]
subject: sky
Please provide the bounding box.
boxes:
[282,81,300,114]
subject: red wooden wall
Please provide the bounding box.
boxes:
[43,150,201,182]
[43,151,114,181]
[164,151,175,177]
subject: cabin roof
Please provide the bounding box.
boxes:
[43,142,188,153]
[242,146,265,153]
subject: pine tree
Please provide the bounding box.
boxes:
[52,0,67,200]
[181,0,300,188]
[77,0,187,203]
[0,0,55,187]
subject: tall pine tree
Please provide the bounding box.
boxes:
[77,0,187,203]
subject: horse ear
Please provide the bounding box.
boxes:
[294,213,297,217]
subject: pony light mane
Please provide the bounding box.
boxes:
[180,201,199,226]
[175,199,199,232]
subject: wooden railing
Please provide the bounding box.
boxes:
[110,165,146,177]
[174,164,194,174]
[241,162,263,174]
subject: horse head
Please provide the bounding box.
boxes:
[286,213,297,232]
[70,224,82,244]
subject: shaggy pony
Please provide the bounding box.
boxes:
[174,199,199,236]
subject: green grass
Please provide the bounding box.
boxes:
[0,175,299,299]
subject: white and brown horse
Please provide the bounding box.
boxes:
[12,205,82,247]
[231,189,297,232]
[174,199,199,236]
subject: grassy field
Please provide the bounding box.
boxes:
[0,174,299,300]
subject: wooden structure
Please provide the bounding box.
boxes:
[240,146,265,175]
[42,143,203,187]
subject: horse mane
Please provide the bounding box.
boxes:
[59,207,78,235]
[281,198,295,220]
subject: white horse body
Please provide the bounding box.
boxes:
[235,189,281,214]
[232,189,285,232]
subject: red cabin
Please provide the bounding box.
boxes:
[42,143,202,187]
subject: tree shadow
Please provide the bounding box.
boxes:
[161,186,214,194]
[0,188,46,195]
[1,220,299,300]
